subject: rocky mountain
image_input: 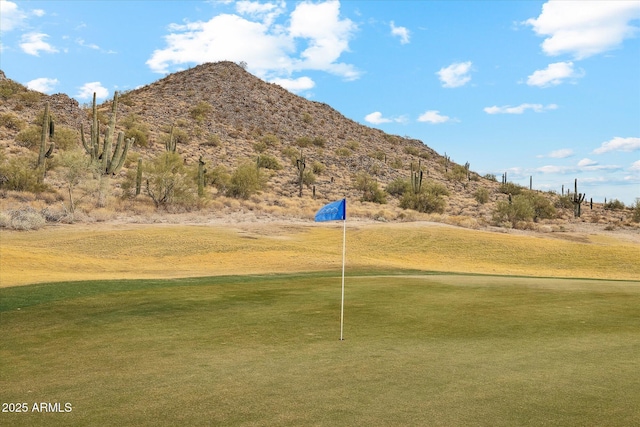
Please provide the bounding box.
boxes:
[3,61,630,228]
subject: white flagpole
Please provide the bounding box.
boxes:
[340,218,346,341]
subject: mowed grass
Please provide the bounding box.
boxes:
[1,222,639,286]
[1,272,639,426]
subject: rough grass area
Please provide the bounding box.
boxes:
[1,222,639,287]
[1,273,639,426]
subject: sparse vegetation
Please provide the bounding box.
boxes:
[144,152,195,208]
[400,181,448,213]
[604,199,625,210]
[190,101,213,123]
[227,161,265,199]
[475,187,489,204]
[354,171,386,204]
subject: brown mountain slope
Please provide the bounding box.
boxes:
[1,62,634,230]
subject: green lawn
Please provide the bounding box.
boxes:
[1,272,639,426]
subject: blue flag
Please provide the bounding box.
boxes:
[315,199,346,222]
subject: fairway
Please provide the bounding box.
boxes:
[1,272,639,426]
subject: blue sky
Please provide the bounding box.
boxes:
[1,0,639,204]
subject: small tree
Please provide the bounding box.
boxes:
[226,161,265,199]
[144,152,194,208]
[355,171,386,204]
[58,149,93,216]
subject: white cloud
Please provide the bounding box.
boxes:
[593,136,640,154]
[390,21,410,44]
[527,61,584,87]
[76,82,109,100]
[547,148,574,159]
[76,38,100,50]
[235,0,286,26]
[630,160,640,171]
[577,158,597,167]
[0,1,26,32]
[484,103,558,114]
[148,1,359,85]
[436,61,472,88]
[19,32,58,56]
[32,8,45,17]
[365,112,392,124]
[525,1,640,59]
[26,77,59,94]
[270,76,315,93]
[417,110,451,124]
[364,112,407,125]
[288,1,359,79]
[537,165,568,174]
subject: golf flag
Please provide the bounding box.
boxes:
[314,198,348,341]
[315,198,346,222]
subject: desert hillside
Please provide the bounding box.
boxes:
[0,62,638,232]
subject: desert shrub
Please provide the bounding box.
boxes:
[190,101,213,123]
[335,147,352,157]
[312,136,326,148]
[302,170,316,187]
[399,181,447,213]
[474,187,489,204]
[302,112,313,124]
[354,171,386,204]
[447,164,468,182]
[484,173,497,182]
[18,91,42,106]
[0,113,26,131]
[499,182,523,196]
[386,178,411,197]
[521,191,556,221]
[226,161,265,199]
[4,207,46,230]
[295,136,312,148]
[604,199,625,210]
[419,151,430,160]
[253,141,268,153]
[210,165,231,193]
[144,152,195,208]
[124,128,148,148]
[346,140,359,151]
[15,125,41,149]
[404,146,420,156]
[0,155,47,192]
[555,195,574,209]
[369,150,386,162]
[52,126,79,151]
[257,154,282,170]
[201,134,221,147]
[0,79,24,99]
[311,161,326,175]
[262,134,280,147]
[389,157,403,169]
[281,147,299,163]
[493,195,535,228]
[122,114,150,147]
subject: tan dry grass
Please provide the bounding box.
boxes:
[1,221,638,287]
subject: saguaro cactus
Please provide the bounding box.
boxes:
[36,102,55,178]
[80,91,134,207]
[197,156,206,197]
[166,124,177,152]
[135,158,143,196]
[411,160,423,194]
[572,178,586,218]
[296,149,305,197]
[81,91,134,175]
